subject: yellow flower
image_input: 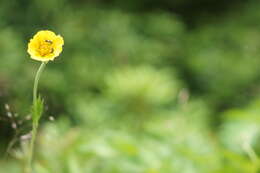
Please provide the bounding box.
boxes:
[28,30,64,62]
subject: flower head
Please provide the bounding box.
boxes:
[28,30,64,62]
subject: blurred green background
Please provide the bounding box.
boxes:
[1,0,260,172]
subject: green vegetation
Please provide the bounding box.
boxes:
[1,0,260,172]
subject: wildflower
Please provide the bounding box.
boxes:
[26,30,64,173]
[27,30,64,61]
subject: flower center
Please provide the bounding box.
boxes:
[38,40,54,57]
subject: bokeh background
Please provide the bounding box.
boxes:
[1,0,260,172]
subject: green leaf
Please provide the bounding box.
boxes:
[31,96,44,123]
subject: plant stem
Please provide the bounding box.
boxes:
[33,62,47,104]
[26,62,47,173]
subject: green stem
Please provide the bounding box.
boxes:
[33,62,47,104]
[26,62,47,173]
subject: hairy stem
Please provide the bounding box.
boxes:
[33,62,47,104]
[26,62,47,173]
